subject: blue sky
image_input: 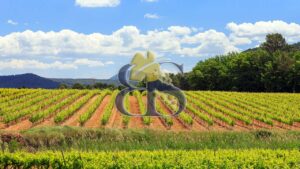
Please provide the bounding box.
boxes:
[0,0,300,78]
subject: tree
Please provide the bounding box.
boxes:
[93,82,116,89]
[59,83,68,89]
[169,73,190,90]
[85,84,93,89]
[230,50,269,92]
[188,55,233,90]
[261,33,289,53]
[72,83,85,89]
[289,51,300,92]
[185,33,299,92]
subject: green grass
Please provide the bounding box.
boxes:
[1,126,300,152]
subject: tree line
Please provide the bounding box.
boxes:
[170,33,300,92]
[59,82,119,90]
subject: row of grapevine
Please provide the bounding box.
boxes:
[30,90,85,123]
[155,98,173,126]
[2,90,65,123]
[0,90,47,114]
[210,92,281,125]
[230,92,300,123]
[133,91,151,125]
[185,103,214,126]
[159,93,193,125]
[101,90,119,125]
[54,91,98,123]
[202,91,274,125]
[121,93,130,126]
[0,89,37,105]
[204,92,273,124]
[0,89,19,97]
[3,91,54,114]
[247,93,300,121]
[186,92,235,126]
[0,89,30,98]
[193,92,252,125]
[79,90,110,125]
[0,150,299,168]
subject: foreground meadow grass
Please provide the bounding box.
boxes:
[1,127,300,151]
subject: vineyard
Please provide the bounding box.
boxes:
[0,88,300,131]
[1,88,300,168]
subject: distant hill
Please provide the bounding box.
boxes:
[51,77,120,87]
[0,73,60,89]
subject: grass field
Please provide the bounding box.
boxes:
[1,88,300,168]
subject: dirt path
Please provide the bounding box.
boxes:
[62,95,98,126]
[293,122,300,128]
[148,117,166,130]
[191,118,209,131]
[4,119,32,131]
[272,120,299,130]
[128,96,145,129]
[84,95,111,128]
[232,121,250,131]
[251,120,273,130]
[111,108,123,128]
[106,107,119,128]
[34,118,55,129]
[0,122,6,129]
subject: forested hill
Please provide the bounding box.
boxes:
[171,33,300,93]
[0,73,59,89]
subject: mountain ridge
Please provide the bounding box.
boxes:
[0,73,60,89]
[0,73,120,88]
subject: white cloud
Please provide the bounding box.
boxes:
[0,26,238,58]
[168,26,192,36]
[75,0,120,7]
[144,13,160,19]
[180,30,239,56]
[227,20,300,44]
[1,21,300,60]
[73,58,105,67]
[0,58,112,70]
[105,61,114,65]
[7,19,18,25]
